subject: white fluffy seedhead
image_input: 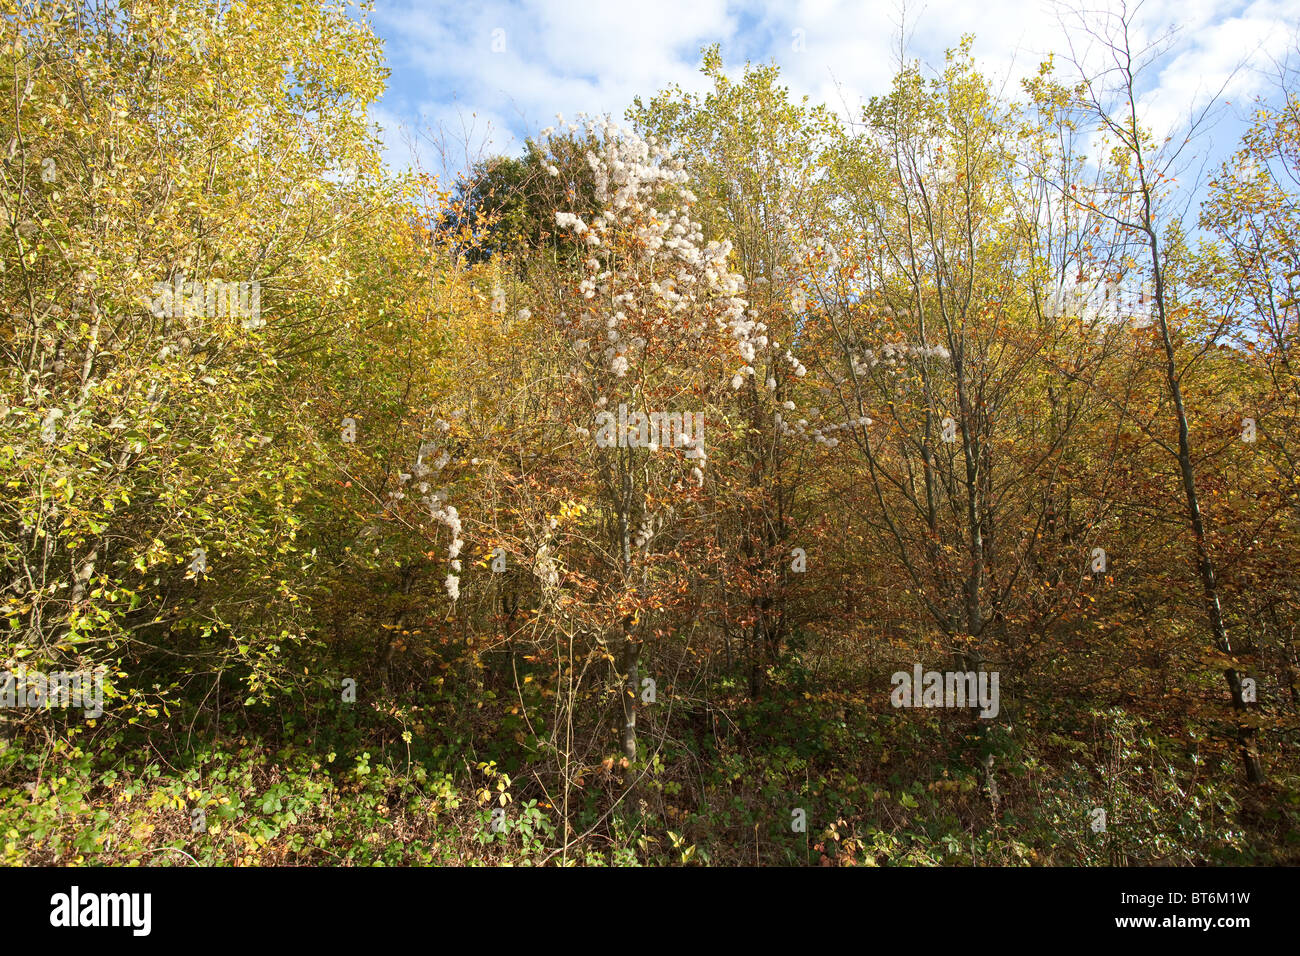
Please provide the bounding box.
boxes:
[549,116,767,478]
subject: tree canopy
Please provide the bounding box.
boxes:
[1,0,1297,869]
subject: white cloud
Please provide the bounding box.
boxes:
[369,0,1298,179]
[373,0,737,172]
[1135,1,1296,137]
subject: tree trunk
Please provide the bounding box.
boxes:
[620,626,639,765]
[1146,224,1265,784]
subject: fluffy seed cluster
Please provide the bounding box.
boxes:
[545,114,756,484]
[392,417,464,601]
[851,342,951,375]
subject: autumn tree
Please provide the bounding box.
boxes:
[1061,1,1266,782]
[630,48,839,694]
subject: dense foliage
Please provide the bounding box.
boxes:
[1,0,1297,866]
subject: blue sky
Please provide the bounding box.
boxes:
[365,0,1297,193]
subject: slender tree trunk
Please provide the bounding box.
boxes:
[618,615,641,819]
[620,620,639,765]
[1075,4,1268,785]
[1145,224,1265,784]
